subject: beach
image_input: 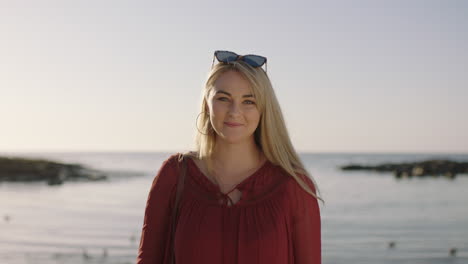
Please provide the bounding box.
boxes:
[1,152,467,264]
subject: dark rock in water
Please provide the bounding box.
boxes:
[449,247,457,257]
[0,156,107,185]
[341,159,468,179]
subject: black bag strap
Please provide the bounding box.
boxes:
[168,153,187,264]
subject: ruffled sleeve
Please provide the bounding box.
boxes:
[136,154,179,264]
[291,174,322,264]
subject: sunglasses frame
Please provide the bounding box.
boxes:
[211,50,268,73]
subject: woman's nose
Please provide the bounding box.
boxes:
[228,102,242,116]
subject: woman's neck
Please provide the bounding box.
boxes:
[209,139,264,176]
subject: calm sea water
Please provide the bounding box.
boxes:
[1,152,467,264]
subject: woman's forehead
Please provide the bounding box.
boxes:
[213,72,252,95]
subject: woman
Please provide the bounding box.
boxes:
[136,50,322,264]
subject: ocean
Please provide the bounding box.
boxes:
[1,152,467,264]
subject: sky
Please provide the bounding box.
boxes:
[0,0,467,153]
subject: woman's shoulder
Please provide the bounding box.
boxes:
[158,153,181,171]
[276,172,320,224]
[281,170,319,206]
[269,164,315,193]
[152,153,185,187]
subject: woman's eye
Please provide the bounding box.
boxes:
[217,97,255,105]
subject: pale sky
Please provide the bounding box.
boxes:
[1,0,467,153]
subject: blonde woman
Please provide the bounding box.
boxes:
[137,50,322,264]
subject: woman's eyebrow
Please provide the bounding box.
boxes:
[216,90,254,98]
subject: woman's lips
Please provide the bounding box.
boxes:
[224,122,243,127]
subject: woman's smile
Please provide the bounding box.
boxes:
[224,122,243,127]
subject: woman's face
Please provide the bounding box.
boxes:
[207,70,261,145]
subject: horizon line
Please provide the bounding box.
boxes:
[1,149,468,155]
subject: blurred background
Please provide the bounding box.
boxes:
[1,0,467,263]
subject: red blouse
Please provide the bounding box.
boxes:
[136,154,321,264]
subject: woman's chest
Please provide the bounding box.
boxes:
[173,197,293,264]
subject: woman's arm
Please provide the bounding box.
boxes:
[136,156,178,264]
[292,175,322,264]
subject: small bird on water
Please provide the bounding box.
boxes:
[449,248,457,257]
[82,248,91,260]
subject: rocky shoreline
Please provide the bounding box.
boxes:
[340,159,468,179]
[0,156,107,185]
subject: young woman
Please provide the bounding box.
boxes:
[136,50,322,264]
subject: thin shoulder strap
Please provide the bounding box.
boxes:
[174,153,187,218]
[168,153,187,264]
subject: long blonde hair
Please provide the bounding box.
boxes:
[183,60,322,202]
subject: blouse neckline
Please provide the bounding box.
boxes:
[186,156,271,195]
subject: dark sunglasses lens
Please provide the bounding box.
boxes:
[242,55,266,67]
[216,51,238,62]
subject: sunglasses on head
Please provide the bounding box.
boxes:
[212,50,267,72]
